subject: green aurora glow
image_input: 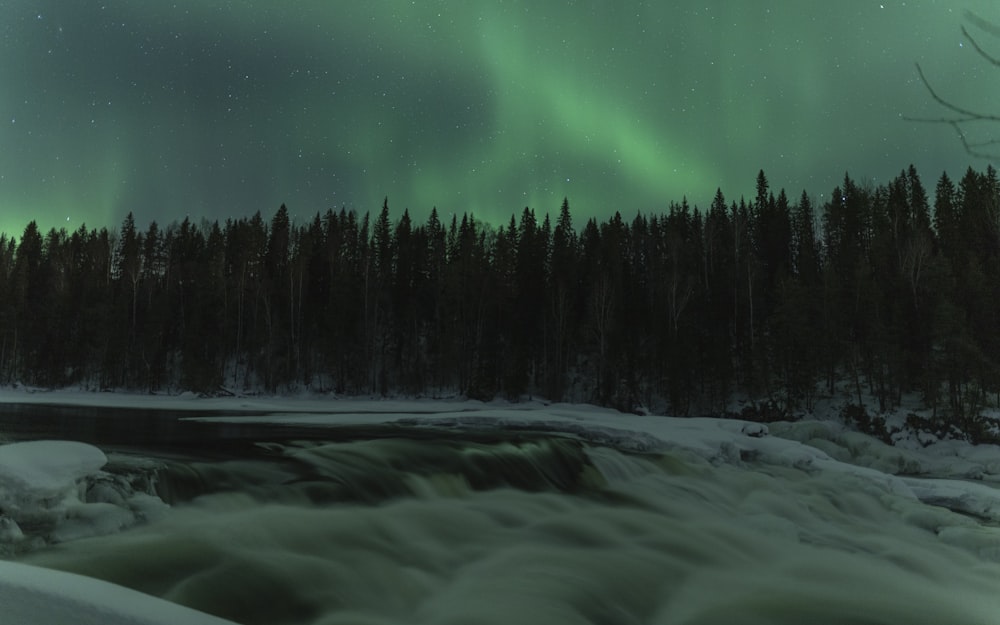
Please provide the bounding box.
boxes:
[1,0,998,236]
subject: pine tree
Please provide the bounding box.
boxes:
[547,198,578,400]
[423,207,448,390]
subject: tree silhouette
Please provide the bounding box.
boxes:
[4,161,1000,436]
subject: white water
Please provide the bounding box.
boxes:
[12,431,1000,625]
[4,397,1000,624]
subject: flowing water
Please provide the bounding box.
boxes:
[2,404,1000,625]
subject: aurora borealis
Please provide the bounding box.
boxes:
[1,0,998,235]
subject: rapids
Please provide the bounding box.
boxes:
[11,429,1000,625]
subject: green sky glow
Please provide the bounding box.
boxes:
[1,0,998,235]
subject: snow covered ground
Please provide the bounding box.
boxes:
[3,389,1000,623]
[0,559,239,625]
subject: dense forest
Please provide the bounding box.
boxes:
[2,165,999,426]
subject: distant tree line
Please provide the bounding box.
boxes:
[1,165,999,424]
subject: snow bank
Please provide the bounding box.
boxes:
[0,387,492,414]
[0,560,237,625]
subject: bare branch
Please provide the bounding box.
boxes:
[962,25,1000,68]
[904,67,1000,159]
[911,63,1000,122]
[967,137,1000,149]
[951,121,1000,159]
[965,10,1000,38]
[906,14,1000,159]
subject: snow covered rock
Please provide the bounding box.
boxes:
[0,440,167,550]
[0,440,107,503]
[0,515,23,542]
[740,422,769,438]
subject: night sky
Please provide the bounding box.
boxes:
[2,1,998,236]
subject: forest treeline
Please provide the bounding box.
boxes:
[1,165,999,423]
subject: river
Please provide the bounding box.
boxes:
[1,402,1000,625]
